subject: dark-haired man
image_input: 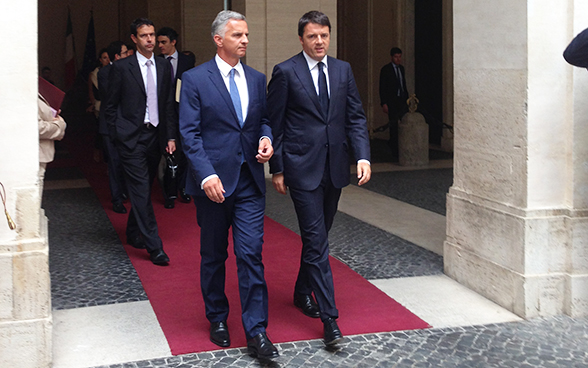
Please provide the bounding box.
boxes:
[103,18,176,266]
[98,41,129,214]
[157,26,195,208]
[267,10,371,346]
[379,47,409,159]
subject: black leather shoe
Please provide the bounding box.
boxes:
[247,332,279,360]
[179,189,192,203]
[149,249,170,265]
[164,198,175,209]
[127,236,146,249]
[323,318,343,346]
[294,293,320,318]
[210,321,230,347]
[113,202,127,214]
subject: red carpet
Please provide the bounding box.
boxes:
[64,128,430,355]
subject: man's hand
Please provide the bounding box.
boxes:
[256,137,273,163]
[272,173,287,195]
[203,177,226,203]
[357,162,371,186]
[382,104,389,115]
[166,140,176,154]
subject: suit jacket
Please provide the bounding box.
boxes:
[379,62,409,108]
[97,64,112,136]
[103,53,176,151]
[564,27,588,68]
[157,51,196,95]
[267,52,370,191]
[179,58,272,197]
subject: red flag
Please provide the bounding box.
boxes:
[64,7,76,89]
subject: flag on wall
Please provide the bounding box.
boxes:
[64,6,76,89]
[81,10,96,81]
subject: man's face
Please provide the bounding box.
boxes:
[131,25,156,57]
[157,35,176,56]
[115,45,129,61]
[300,23,330,62]
[392,53,402,66]
[99,51,110,66]
[215,20,249,63]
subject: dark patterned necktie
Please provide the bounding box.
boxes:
[318,62,329,118]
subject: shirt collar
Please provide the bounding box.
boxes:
[302,51,328,70]
[136,51,155,66]
[167,50,179,60]
[215,54,244,78]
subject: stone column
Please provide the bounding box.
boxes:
[0,1,53,367]
[446,0,588,318]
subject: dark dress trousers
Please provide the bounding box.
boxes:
[379,62,409,156]
[157,51,196,200]
[103,53,176,252]
[179,58,273,339]
[98,64,126,206]
[564,27,588,68]
[267,52,370,321]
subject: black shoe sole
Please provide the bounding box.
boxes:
[324,335,344,346]
[247,348,279,360]
[210,338,230,348]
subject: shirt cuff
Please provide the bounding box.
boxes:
[358,159,371,165]
[260,136,272,145]
[201,174,219,189]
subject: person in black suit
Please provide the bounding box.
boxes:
[103,18,176,266]
[98,41,129,214]
[267,10,371,346]
[179,10,278,360]
[379,47,409,159]
[564,27,588,68]
[156,26,195,209]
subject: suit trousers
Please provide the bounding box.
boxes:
[289,160,342,321]
[102,134,127,204]
[116,124,163,252]
[194,164,268,339]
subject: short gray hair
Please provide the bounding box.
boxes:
[211,10,246,39]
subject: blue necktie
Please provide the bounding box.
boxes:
[229,68,243,127]
[318,62,329,118]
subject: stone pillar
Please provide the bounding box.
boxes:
[398,111,429,166]
[0,1,53,367]
[446,0,588,318]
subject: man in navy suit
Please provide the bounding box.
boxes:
[157,26,195,208]
[564,27,588,68]
[179,10,277,360]
[103,18,176,266]
[267,10,371,346]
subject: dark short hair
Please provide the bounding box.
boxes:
[106,41,126,61]
[298,11,331,37]
[390,47,402,56]
[130,18,154,37]
[98,47,108,58]
[157,27,178,42]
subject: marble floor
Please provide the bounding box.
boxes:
[44,150,588,368]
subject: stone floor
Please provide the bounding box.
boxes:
[44,141,588,368]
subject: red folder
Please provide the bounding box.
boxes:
[38,77,65,112]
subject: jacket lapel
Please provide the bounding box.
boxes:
[292,52,324,120]
[326,56,338,119]
[206,60,241,126]
[128,54,146,95]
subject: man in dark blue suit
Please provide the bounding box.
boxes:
[267,10,371,346]
[564,27,588,68]
[179,10,278,360]
[103,18,176,266]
